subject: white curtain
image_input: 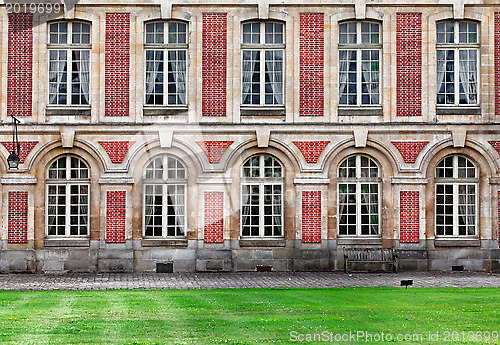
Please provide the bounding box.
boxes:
[242,50,259,104]
[176,52,187,105]
[49,50,67,104]
[265,50,283,105]
[78,50,90,105]
[458,50,470,104]
[436,50,446,104]
[145,50,163,104]
[339,51,349,103]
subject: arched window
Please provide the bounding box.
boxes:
[241,21,284,106]
[46,155,90,236]
[338,155,380,236]
[144,21,187,106]
[144,156,186,237]
[48,21,91,106]
[435,155,477,237]
[241,155,283,237]
[339,21,381,106]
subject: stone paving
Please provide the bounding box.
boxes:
[0,271,498,290]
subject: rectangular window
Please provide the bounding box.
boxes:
[47,184,89,236]
[48,22,91,106]
[242,22,284,106]
[144,184,186,237]
[436,21,478,106]
[436,184,476,236]
[144,22,187,106]
[339,22,381,106]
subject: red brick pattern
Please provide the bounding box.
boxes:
[1,141,38,164]
[99,141,134,164]
[105,13,130,117]
[204,191,224,243]
[302,191,321,243]
[293,141,329,163]
[495,13,500,116]
[196,141,233,163]
[392,141,428,163]
[8,13,33,117]
[8,191,28,244]
[396,13,422,117]
[299,13,324,117]
[106,191,126,243]
[400,191,419,243]
[489,141,500,155]
[202,13,227,117]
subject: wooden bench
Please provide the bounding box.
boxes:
[344,248,397,273]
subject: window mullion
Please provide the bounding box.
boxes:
[455,48,459,106]
[164,48,168,106]
[453,184,459,237]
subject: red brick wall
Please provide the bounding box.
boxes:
[204,191,224,243]
[8,191,28,244]
[105,13,130,117]
[489,141,500,155]
[302,191,321,243]
[8,13,33,117]
[99,141,134,164]
[299,13,324,117]
[392,141,428,163]
[293,141,329,163]
[1,141,37,164]
[106,191,126,243]
[498,191,500,241]
[202,13,227,117]
[496,13,500,116]
[396,13,422,117]
[196,141,233,163]
[400,191,419,243]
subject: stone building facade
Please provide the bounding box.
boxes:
[1,0,500,273]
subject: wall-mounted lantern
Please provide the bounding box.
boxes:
[7,116,20,169]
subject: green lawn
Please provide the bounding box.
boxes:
[0,287,499,344]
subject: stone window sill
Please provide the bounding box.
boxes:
[239,238,285,247]
[338,107,382,116]
[434,239,480,247]
[337,238,383,246]
[436,107,481,115]
[141,238,188,247]
[44,238,90,247]
[143,106,188,116]
[240,106,285,116]
[45,107,91,116]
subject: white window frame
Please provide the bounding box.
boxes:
[338,21,381,107]
[436,20,479,107]
[144,21,188,107]
[337,155,381,237]
[435,155,478,238]
[45,155,90,237]
[47,21,91,107]
[143,155,187,238]
[240,155,284,238]
[241,21,285,107]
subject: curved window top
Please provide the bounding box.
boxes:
[242,155,282,178]
[49,21,90,45]
[339,21,380,45]
[47,156,89,180]
[437,21,478,44]
[338,155,379,179]
[436,155,477,179]
[242,21,284,45]
[145,21,187,45]
[145,156,186,180]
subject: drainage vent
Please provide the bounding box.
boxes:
[452,265,464,272]
[156,262,173,273]
[256,265,272,272]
